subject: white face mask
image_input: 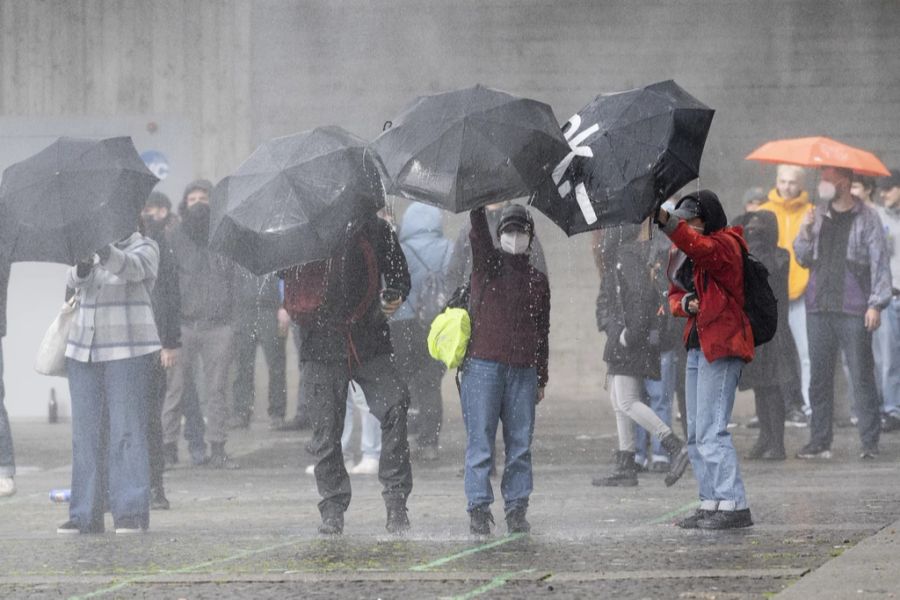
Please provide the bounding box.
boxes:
[500,231,530,255]
[818,181,836,202]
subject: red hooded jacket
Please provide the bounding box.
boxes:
[667,221,755,363]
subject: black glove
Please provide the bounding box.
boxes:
[76,258,94,278]
[96,245,112,263]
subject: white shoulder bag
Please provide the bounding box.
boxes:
[35,295,79,377]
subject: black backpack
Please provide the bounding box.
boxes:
[741,249,778,346]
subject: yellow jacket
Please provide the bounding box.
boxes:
[759,189,813,300]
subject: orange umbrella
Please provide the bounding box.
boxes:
[746,136,890,177]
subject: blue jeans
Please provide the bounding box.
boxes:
[341,383,382,460]
[0,343,14,478]
[635,350,676,463]
[807,312,881,449]
[685,349,747,511]
[460,358,536,514]
[788,299,811,412]
[873,297,900,418]
[67,354,153,531]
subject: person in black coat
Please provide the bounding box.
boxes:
[733,210,801,460]
[593,224,690,488]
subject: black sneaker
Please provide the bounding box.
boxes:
[882,415,900,433]
[785,409,808,428]
[505,508,531,534]
[746,416,760,429]
[675,509,715,529]
[385,504,410,534]
[56,520,82,535]
[697,509,753,530]
[208,443,239,470]
[796,443,832,459]
[592,451,638,487]
[114,517,147,534]
[745,442,768,460]
[318,511,344,535]
[469,507,494,535]
[760,448,786,461]
[860,446,879,460]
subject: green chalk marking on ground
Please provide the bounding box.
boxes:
[410,532,527,572]
[646,500,701,525]
[69,536,306,600]
[448,569,535,600]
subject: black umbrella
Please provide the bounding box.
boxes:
[0,137,159,264]
[209,126,385,275]
[371,84,570,213]
[531,80,714,236]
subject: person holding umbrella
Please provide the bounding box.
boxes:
[58,233,161,534]
[656,191,754,530]
[460,204,550,536]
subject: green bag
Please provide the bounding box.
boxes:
[427,307,472,369]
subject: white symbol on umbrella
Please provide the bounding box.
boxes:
[552,114,600,225]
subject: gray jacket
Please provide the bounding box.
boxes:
[167,225,235,327]
[793,200,892,311]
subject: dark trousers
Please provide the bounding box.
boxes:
[302,353,412,516]
[390,319,445,448]
[807,312,881,449]
[147,355,165,490]
[752,385,785,453]
[233,316,287,421]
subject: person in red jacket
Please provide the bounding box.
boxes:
[656,190,754,530]
[460,204,550,536]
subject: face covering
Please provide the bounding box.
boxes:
[500,231,530,255]
[184,203,211,244]
[142,217,166,237]
[818,181,837,203]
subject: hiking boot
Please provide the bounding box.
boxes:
[697,509,753,530]
[318,510,344,535]
[505,507,531,534]
[785,408,808,428]
[882,414,900,433]
[675,509,716,529]
[469,507,494,535]
[660,433,690,487]
[592,451,639,487]
[208,443,239,470]
[163,442,178,467]
[150,486,170,510]
[385,503,410,534]
[796,443,832,460]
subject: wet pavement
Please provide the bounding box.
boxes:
[2,387,900,599]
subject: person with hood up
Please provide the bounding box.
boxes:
[758,165,813,425]
[592,223,690,488]
[460,204,550,536]
[391,202,453,461]
[656,190,754,530]
[732,210,801,460]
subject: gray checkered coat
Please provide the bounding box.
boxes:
[65,233,162,363]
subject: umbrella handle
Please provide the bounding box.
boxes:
[382,120,393,131]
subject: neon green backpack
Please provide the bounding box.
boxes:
[427,307,471,369]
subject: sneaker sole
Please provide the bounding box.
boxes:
[796,451,832,459]
[56,528,81,535]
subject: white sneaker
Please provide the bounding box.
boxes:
[0,477,15,497]
[350,456,379,475]
[305,460,354,475]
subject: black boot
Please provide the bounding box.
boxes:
[505,507,531,533]
[318,508,344,535]
[385,502,410,534]
[469,506,494,535]
[208,442,239,470]
[745,440,769,460]
[660,433,690,487]
[150,486,170,510]
[592,451,639,487]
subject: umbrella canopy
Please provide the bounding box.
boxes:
[531,80,714,236]
[371,84,570,213]
[745,136,890,177]
[209,126,386,275]
[0,137,158,264]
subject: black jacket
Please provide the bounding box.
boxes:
[167,224,234,327]
[233,268,281,334]
[147,230,181,349]
[0,252,9,338]
[297,217,411,364]
[602,239,661,379]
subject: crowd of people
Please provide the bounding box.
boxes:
[0,162,898,536]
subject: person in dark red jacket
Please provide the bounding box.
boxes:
[657,190,754,531]
[461,205,550,536]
